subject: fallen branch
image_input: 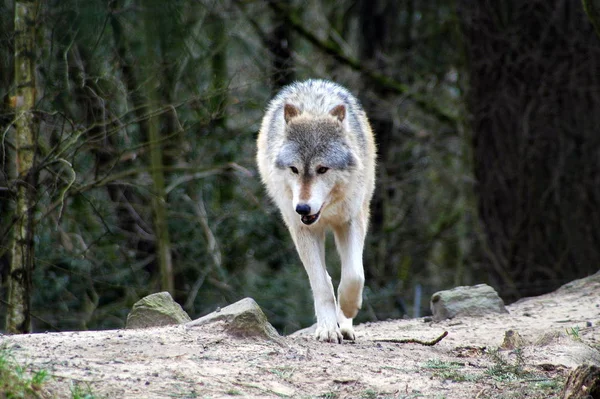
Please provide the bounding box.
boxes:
[372,331,448,346]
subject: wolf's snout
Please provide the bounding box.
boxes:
[295,204,311,215]
[296,203,321,225]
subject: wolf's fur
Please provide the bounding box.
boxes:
[257,80,376,343]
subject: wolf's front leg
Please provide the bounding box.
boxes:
[291,226,342,343]
[334,218,367,340]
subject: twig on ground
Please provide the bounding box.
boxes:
[372,331,448,346]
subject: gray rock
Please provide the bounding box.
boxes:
[186,297,280,341]
[126,292,191,329]
[533,331,600,368]
[500,329,526,350]
[430,284,508,321]
[557,270,600,293]
[289,323,317,337]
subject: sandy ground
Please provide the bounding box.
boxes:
[2,272,600,399]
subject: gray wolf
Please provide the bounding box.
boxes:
[256,79,376,343]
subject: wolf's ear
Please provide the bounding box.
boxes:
[284,104,300,123]
[329,104,346,122]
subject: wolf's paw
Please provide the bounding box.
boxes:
[340,325,356,341]
[338,314,355,341]
[315,324,343,344]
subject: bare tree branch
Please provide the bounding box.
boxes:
[264,0,457,126]
[582,0,600,38]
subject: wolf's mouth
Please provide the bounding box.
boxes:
[301,211,321,225]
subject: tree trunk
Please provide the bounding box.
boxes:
[459,1,600,300]
[108,0,157,277]
[208,10,228,130]
[268,7,294,91]
[357,0,400,284]
[144,4,174,295]
[147,105,174,295]
[7,0,39,334]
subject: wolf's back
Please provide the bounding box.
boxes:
[268,79,362,116]
[259,79,373,151]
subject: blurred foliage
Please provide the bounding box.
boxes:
[0,0,598,334]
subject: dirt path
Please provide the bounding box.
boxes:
[3,273,600,398]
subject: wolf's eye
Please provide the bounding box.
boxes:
[290,166,299,174]
[316,166,329,174]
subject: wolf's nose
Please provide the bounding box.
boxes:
[295,204,311,215]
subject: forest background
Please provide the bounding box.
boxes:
[2,0,600,335]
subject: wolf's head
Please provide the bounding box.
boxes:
[275,103,358,226]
